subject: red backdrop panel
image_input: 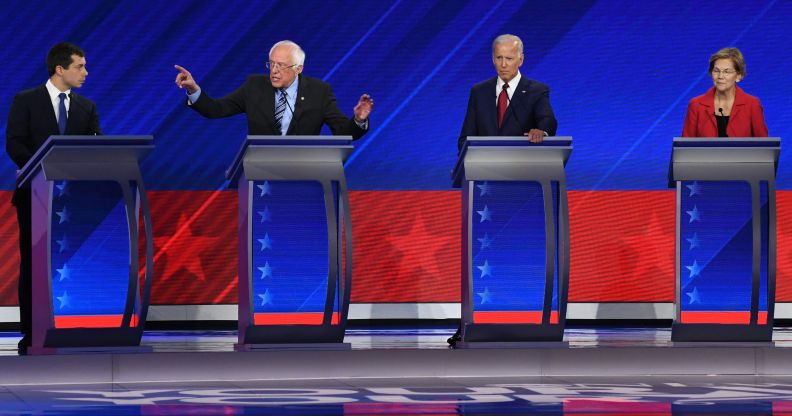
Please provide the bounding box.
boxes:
[0,190,790,307]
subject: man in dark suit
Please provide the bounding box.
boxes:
[174,40,373,138]
[5,42,101,353]
[458,34,557,151]
[450,34,558,346]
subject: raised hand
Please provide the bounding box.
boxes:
[353,94,374,122]
[174,65,199,94]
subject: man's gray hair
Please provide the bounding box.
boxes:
[269,40,306,66]
[492,34,523,56]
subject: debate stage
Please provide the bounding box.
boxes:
[4,326,792,382]
[3,326,792,414]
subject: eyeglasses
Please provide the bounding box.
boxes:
[711,68,737,76]
[266,61,298,71]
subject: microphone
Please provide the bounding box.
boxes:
[718,107,725,117]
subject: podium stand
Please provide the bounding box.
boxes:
[16,135,154,353]
[670,137,780,342]
[226,136,353,348]
[452,137,572,344]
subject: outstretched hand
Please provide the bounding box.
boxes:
[174,65,200,94]
[354,94,374,122]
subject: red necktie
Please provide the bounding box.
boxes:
[497,83,509,128]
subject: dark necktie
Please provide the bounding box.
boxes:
[58,92,67,135]
[274,89,287,135]
[497,83,509,128]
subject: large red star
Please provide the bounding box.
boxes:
[154,213,221,281]
[385,213,457,283]
[617,212,675,299]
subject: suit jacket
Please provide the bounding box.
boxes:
[682,86,768,137]
[6,84,101,204]
[188,74,367,140]
[458,76,557,150]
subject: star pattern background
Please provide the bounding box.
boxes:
[470,181,550,312]
[679,181,760,313]
[49,181,131,316]
[0,188,791,312]
[251,181,331,315]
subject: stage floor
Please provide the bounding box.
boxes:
[2,327,792,415]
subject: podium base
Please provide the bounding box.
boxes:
[234,342,351,352]
[463,323,565,342]
[456,341,568,349]
[26,345,153,356]
[671,323,773,342]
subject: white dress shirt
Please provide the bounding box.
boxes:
[495,71,521,105]
[45,79,71,124]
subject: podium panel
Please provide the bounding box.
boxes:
[48,181,138,328]
[249,180,339,326]
[453,137,571,343]
[18,136,154,352]
[227,136,352,346]
[670,137,779,342]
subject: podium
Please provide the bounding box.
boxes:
[226,136,353,347]
[16,135,154,353]
[669,137,780,342]
[452,137,572,344]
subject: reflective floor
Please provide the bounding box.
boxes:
[2,327,792,414]
[4,326,792,355]
[4,376,792,414]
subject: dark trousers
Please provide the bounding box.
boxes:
[13,189,32,339]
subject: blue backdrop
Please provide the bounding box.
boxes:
[1,0,790,191]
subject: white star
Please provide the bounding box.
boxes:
[258,289,273,306]
[258,233,272,251]
[477,260,492,278]
[257,207,271,222]
[56,207,70,224]
[257,181,272,197]
[686,233,700,250]
[55,181,69,197]
[477,233,493,250]
[258,262,272,279]
[56,264,71,282]
[477,287,492,304]
[686,181,702,197]
[686,260,703,279]
[686,205,701,223]
[476,182,491,197]
[56,291,70,309]
[477,205,492,222]
[686,287,701,304]
[56,235,69,253]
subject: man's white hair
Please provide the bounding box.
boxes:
[269,40,305,66]
[492,34,523,56]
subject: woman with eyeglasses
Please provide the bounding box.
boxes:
[682,47,768,137]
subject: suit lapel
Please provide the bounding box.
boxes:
[501,77,531,132]
[38,85,60,134]
[261,80,277,131]
[727,86,746,136]
[286,75,304,135]
[481,77,499,134]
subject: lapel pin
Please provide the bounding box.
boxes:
[301,96,304,101]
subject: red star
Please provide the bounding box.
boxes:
[154,213,221,281]
[617,212,675,298]
[385,213,457,282]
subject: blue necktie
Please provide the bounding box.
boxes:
[58,92,67,135]
[274,89,287,135]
